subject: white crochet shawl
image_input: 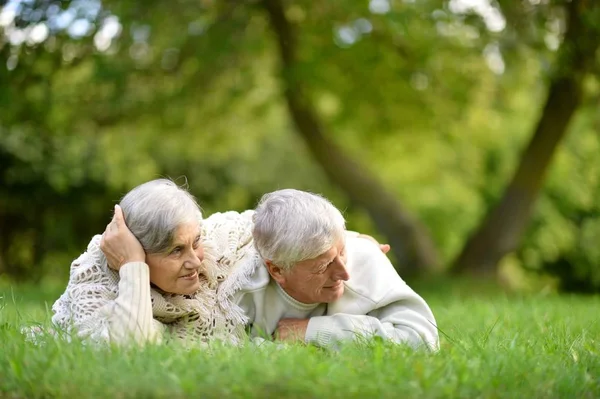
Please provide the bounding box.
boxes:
[51,210,262,345]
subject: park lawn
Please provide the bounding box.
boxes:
[1,278,599,398]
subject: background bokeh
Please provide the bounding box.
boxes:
[1,0,599,291]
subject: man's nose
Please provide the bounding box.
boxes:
[332,258,350,281]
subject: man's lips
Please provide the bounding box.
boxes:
[324,281,343,289]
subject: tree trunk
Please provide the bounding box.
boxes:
[453,0,600,275]
[261,0,440,276]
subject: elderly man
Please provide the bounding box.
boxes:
[232,189,438,350]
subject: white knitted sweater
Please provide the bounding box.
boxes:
[51,210,259,346]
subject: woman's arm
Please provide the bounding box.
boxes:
[105,262,165,344]
[52,206,165,345]
[51,237,165,345]
[99,205,165,344]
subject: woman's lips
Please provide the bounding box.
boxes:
[180,271,198,280]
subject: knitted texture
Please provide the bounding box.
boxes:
[51,210,258,345]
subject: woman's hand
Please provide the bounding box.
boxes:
[100,205,146,271]
[357,234,391,254]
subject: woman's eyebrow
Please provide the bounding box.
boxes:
[171,234,201,248]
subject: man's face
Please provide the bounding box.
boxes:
[269,239,350,304]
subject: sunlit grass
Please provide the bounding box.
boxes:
[1,279,599,398]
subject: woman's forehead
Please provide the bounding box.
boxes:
[173,222,201,241]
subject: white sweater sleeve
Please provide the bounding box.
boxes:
[51,236,167,345]
[105,262,165,344]
[305,290,438,350]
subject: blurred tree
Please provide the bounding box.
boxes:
[260,0,440,276]
[1,0,599,290]
[453,0,600,276]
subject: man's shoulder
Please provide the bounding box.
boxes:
[343,237,407,303]
[237,261,271,293]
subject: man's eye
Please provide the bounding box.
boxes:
[319,263,331,273]
[171,247,182,255]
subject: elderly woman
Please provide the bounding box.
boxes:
[52,179,255,345]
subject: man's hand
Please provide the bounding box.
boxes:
[100,205,145,271]
[274,318,310,343]
[357,234,391,254]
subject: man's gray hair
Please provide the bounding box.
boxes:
[253,189,346,270]
[119,178,202,254]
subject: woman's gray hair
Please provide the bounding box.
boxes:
[253,189,346,270]
[119,179,202,254]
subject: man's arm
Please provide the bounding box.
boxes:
[304,288,438,350]
[280,237,438,350]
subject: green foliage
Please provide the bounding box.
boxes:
[519,96,600,292]
[0,0,599,289]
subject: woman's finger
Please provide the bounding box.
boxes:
[114,204,124,226]
[107,216,117,232]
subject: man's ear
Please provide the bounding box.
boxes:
[265,260,286,285]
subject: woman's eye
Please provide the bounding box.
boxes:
[171,247,182,255]
[193,237,201,249]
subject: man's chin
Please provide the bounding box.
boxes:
[322,285,345,303]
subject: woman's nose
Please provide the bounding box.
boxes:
[185,247,204,268]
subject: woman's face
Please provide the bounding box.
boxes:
[145,222,205,295]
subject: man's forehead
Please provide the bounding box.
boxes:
[313,240,346,261]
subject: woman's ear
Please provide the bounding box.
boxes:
[265,260,286,285]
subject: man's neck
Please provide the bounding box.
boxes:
[275,282,319,309]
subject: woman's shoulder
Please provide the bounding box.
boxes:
[204,209,254,226]
[68,234,116,284]
[70,234,103,267]
[202,210,255,254]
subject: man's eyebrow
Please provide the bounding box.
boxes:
[314,256,334,269]
[313,263,328,271]
[320,247,345,265]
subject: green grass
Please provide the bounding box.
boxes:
[1,279,599,398]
